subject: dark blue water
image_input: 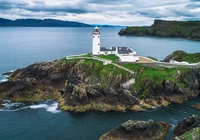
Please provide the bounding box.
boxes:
[0,27,200,140]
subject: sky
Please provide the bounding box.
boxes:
[0,0,200,26]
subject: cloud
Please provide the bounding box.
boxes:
[0,0,200,26]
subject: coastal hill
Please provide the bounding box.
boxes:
[0,18,91,27]
[119,20,200,39]
[0,51,199,112]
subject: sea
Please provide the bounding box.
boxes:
[0,27,200,140]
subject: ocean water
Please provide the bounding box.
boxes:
[0,27,200,140]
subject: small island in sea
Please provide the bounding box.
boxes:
[119,20,200,40]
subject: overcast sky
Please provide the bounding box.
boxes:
[0,0,200,26]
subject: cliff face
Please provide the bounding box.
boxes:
[119,20,200,39]
[0,53,200,112]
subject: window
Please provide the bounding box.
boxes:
[98,43,100,46]
[98,36,99,38]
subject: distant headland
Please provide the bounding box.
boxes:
[119,20,200,40]
[0,18,92,27]
[0,18,122,27]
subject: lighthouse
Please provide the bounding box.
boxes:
[92,26,100,55]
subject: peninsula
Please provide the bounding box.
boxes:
[0,50,200,112]
[1,26,200,112]
[119,20,200,39]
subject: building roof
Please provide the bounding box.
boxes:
[117,47,132,54]
[100,47,116,52]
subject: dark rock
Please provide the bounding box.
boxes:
[0,54,199,112]
[173,115,200,138]
[2,71,13,76]
[163,50,187,62]
[191,104,200,110]
[99,119,171,140]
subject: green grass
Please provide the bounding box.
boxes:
[77,59,130,84]
[97,54,119,61]
[183,131,193,140]
[69,53,92,58]
[60,57,77,64]
[119,63,142,71]
[180,53,200,63]
[118,63,192,95]
[60,57,194,99]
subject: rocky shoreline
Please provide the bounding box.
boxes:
[99,119,171,140]
[99,115,200,140]
[0,51,200,139]
[0,51,199,112]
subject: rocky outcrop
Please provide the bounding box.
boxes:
[0,59,140,111]
[173,115,200,140]
[192,104,200,110]
[99,119,171,140]
[163,50,187,62]
[119,20,200,39]
[162,50,200,63]
[0,52,200,112]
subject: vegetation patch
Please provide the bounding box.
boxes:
[119,20,200,39]
[97,54,119,61]
[118,63,191,94]
[179,53,200,63]
[76,59,130,84]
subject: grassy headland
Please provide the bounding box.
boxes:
[119,20,200,39]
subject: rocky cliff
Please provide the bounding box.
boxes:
[0,52,200,112]
[119,20,200,39]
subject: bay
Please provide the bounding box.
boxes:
[0,27,200,140]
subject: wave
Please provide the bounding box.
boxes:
[29,102,61,114]
[0,100,61,114]
[0,69,16,83]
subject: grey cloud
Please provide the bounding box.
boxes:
[186,3,200,8]
[0,1,28,10]
[0,0,96,14]
[87,0,132,5]
[25,6,90,14]
[134,10,168,18]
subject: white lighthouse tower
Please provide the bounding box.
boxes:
[92,26,100,55]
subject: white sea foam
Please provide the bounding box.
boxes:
[46,102,61,114]
[1,78,8,82]
[171,118,178,129]
[2,101,24,109]
[0,100,61,114]
[0,100,27,111]
[0,69,16,83]
[29,102,61,114]
[29,104,48,109]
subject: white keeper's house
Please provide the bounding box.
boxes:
[92,26,139,62]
